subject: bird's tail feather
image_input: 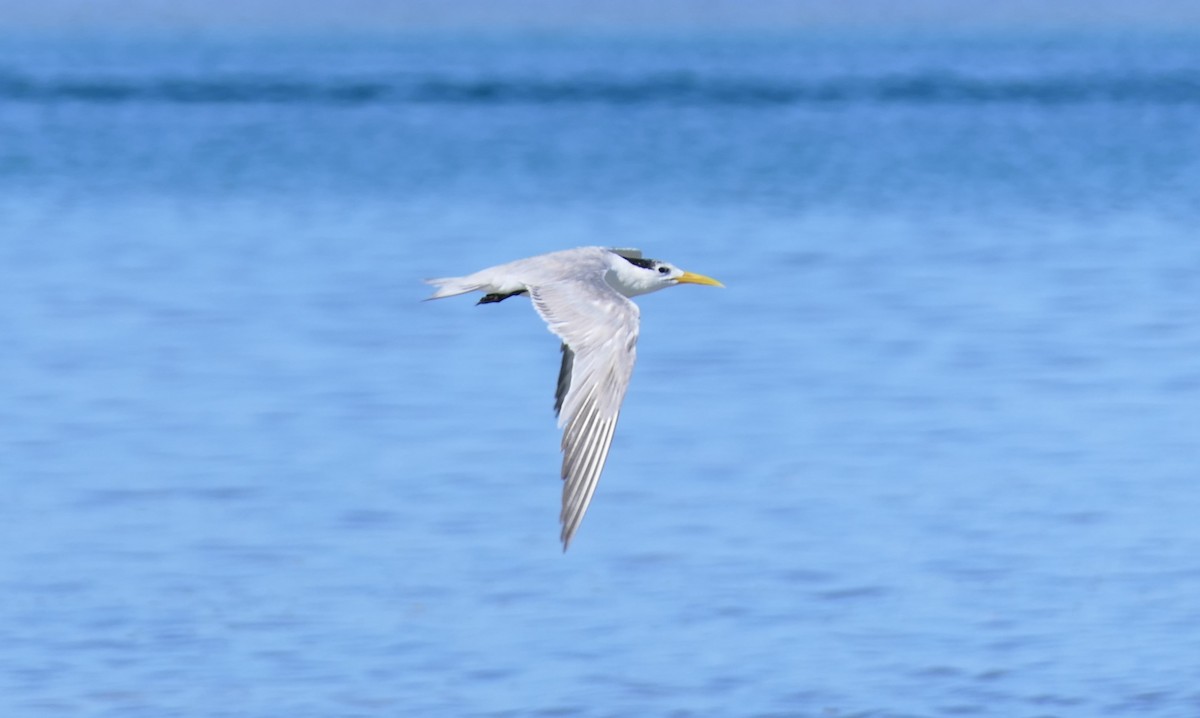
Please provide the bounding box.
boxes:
[424,276,482,300]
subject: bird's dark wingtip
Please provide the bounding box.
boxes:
[477,290,528,305]
[554,344,574,418]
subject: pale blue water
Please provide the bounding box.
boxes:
[2,33,1200,717]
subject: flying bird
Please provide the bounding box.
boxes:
[425,247,723,550]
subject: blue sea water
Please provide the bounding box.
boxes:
[2,31,1200,717]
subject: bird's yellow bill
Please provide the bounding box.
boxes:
[676,271,724,287]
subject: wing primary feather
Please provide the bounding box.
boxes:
[561,397,602,483]
[561,408,605,510]
[565,417,611,510]
[560,415,619,549]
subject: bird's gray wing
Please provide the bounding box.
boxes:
[527,274,640,550]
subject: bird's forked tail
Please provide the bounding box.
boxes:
[424,276,482,300]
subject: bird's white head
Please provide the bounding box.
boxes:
[607,253,724,297]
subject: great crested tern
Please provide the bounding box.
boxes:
[425,247,722,550]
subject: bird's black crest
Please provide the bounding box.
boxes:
[619,255,657,270]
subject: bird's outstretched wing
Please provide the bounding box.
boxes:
[528,273,640,550]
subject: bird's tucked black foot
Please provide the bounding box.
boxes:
[477,290,528,305]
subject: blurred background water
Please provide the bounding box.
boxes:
[2,30,1200,717]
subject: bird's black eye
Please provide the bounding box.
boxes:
[658,266,670,274]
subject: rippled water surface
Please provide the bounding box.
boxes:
[2,33,1200,717]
